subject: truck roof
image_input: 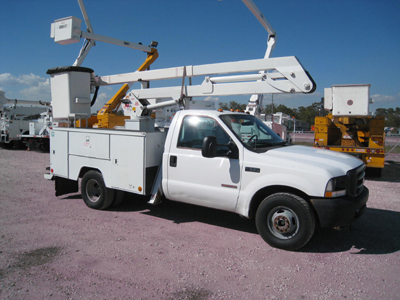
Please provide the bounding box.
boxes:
[178,109,248,118]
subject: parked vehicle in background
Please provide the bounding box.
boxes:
[0,91,49,149]
[314,84,385,176]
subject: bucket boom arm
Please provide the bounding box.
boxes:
[94,55,315,116]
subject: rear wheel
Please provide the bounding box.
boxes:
[81,170,114,210]
[255,193,315,250]
[1,141,14,149]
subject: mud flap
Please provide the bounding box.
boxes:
[55,176,79,197]
[148,164,163,205]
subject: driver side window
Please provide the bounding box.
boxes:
[177,116,232,153]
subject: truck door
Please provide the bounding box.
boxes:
[165,115,241,212]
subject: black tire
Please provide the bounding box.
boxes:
[111,190,125,207]
[1,141,14,149]
[40,139,50,153]
[14,140,26,149]
[255,193,315,250]
[366,167,382,178]
[81,170,114,210]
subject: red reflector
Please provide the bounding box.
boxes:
[326,147,330,150]
[376,150,380,154]
[351,148,354,152]
[51,169,54,173]
[367,149,370,153]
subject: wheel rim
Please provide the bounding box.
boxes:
[86,179,102,203]
[267,206,299,239]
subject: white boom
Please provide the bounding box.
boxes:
[50,0,157,66]
[47,0,315,121]
[0,91,49,108]
[241,0,276,59]
[93,55,314,116]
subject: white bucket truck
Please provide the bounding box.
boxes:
[44,60,368,250]
[45,0,368,250]
[0,91,49,149]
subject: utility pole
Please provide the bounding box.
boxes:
[271,94,274,114]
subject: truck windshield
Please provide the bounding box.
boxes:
[220,114,286,152]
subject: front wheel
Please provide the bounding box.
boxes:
[81,170,114,210]
[255,193,315,250]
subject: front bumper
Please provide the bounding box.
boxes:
[310,187,369,228]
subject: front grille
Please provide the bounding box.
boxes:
[346,164,366,197]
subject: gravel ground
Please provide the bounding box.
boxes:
[0,147,399,299]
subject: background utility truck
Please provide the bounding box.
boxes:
[18,105,52,152]
[0,91,49,149]
[314,84,385,177]
[45,0,368,250]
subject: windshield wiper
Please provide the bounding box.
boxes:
[256,141,286,147]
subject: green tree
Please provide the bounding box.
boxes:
[263,103,274,114]
[297,102,324,125]
[218,101,246,111]
[376,107,400,128]
[229,101,247,111]
[272,104,297,118]
[218,102,229,110]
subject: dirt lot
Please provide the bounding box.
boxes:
[1,148,399,299]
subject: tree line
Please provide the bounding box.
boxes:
[218,101,400,128]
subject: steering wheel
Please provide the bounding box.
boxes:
[248,134,258,144]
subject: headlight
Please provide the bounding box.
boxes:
[325,175,347,198]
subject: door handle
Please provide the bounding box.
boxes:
[170,155,177,167]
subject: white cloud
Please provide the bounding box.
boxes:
[0,73,19,85]
[371,94,396,103]
[0,73,51,101]
[0,73,49,87]
[18,73,46,86]
[204,96,220,102]
[91,92,110,112]
[20,79,51,101]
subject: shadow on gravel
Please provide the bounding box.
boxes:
[60,194,82,200]
[114,194,258,234]
[367,161,400,183]
[301,208,400,254]
[95,193,400,253]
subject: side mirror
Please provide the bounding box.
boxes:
[202,136,239,159]
[227,141,239,159]
[202,136,217,158]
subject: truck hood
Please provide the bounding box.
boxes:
[266,145,363,177]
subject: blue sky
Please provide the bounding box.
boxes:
[1,0,399,113]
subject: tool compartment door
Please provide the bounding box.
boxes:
[109,134,145,194]
[50,130,68,178]
[69,131,110,159]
